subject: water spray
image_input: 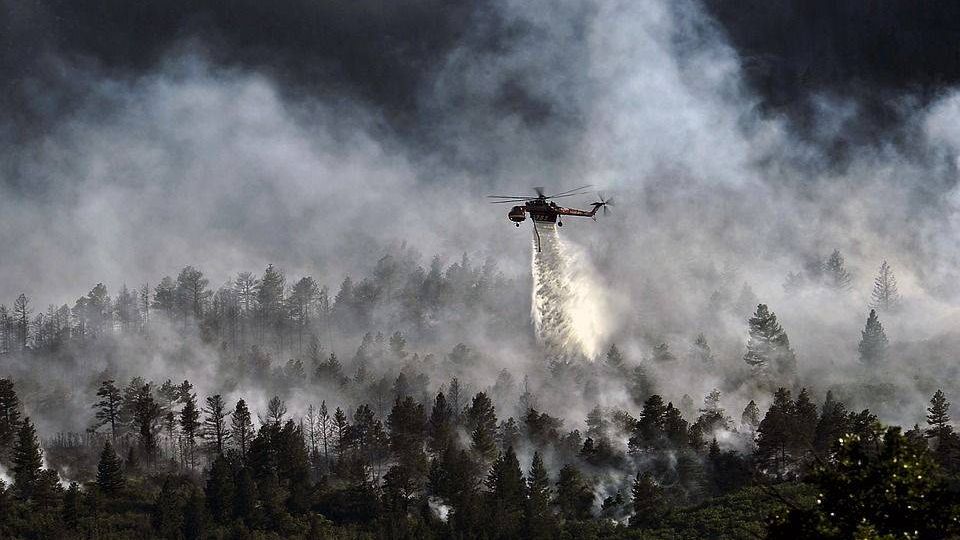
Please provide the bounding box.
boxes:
[531,222,609,360]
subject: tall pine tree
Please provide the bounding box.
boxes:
[96,441,125,495]
[870,260,901,311]
[858,309,889,365]
[743,304,796,382]
[12,417,42,501]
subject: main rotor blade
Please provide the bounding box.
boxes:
[546,184,593,198]
[549,190,593,200]
[487,195,531,199]
[490,200,527,204]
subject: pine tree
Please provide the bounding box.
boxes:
[93,379,123,440]
[629,471,664,527]
[791,388,818,459]
[525,451,557,539]
[822,249,853,291]
[743,304,796,381]
[756,389,794,480]
[813,391,849,457]
[266,395,287,425]
[741,400,761,432]
[231,399,253,463]
[870,260,901,311]
[631,394,667,451]
[0,378,20,451]
[202,394,231,456]
[13,294,30,350]
[151,476,183,540]
[484,446,526,536]
[690,333,714,367]
[12,417,42,500]
[182,489,207,540]
[205,455,235,523]
[926,389,953,442]
[605,344,626,373]
[131,382,161,459]
[96,441,124,495]
[585,405,607,440]
[62,482,81,529]
[465,392,497,461]
[858,309,889,365]
[553,464,593,520]
[180,393,200,469]
[428,392,453,454]
[652,342,676,363]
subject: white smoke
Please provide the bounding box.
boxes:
[531,222,609,359]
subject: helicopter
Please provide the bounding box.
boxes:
[488,185,613,251]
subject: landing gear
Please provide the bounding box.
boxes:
[557,220,563,227]
[516,223,520,227]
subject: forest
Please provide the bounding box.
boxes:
[0,244,955,540]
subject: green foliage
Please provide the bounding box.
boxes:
[96,441,125,495]
[771,427,960,539]
[12,417,43,501]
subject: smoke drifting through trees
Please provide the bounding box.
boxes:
[3,0,960,536]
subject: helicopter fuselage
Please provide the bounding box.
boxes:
[508,198,601,226]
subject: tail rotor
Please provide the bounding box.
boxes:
[594,193,614,218]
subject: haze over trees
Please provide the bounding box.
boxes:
[0,247,951,538]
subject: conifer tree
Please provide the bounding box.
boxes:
[465,392,497,461]
[525,451,556,539]
[743,304,796,381]
[629,471,664,528]
[690,333,714,367]
[756,388,794,480]
[741,400,761,432]
[554,464,593,520]
[180,393,200,469]
[858,309,889,365]
[652,342,676,363]
[823,249,853,291]
[93,379,123,440]
[182,489,207,540]
[428,392,453,454]
[791,388,818,459]
[231,399,253,463]
[12,417,42,500]
[202,394,231,456]
[130,382,161,458]
[485,446,526,536]
[205,456,235,523]
[585,405,607,440]
[631,394,667,450]
[926,389,953,443]
[663,404,689,447]
[813,391,849,457]
[151,476,183,540]
[605,343,626,373]
[0,378,20,451]
[62,482,81,529]
[96,441,125,495]
[870,260,901,311]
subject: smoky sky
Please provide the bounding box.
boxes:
[6,1,960,157]
[6,0,960,315]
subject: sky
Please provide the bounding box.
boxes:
[4,0,960,321]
